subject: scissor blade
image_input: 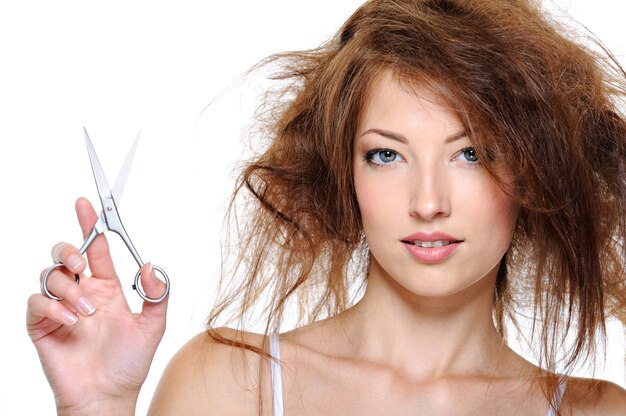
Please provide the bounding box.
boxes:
[84,127,113,204]
[110,131,140,205]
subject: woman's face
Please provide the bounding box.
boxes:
[353,72,518,297]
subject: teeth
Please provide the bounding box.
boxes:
[413,240,450,248]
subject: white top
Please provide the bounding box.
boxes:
[268,334,567,416]
[269,333,284,416]
[546,376,568,416]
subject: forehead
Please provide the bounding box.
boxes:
[358,70,463,133]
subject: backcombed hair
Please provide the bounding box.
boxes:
[207,0,625,411]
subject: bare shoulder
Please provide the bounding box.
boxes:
[566,376,626,415]
[148,327,270,416]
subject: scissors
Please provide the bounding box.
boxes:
[41,128,170,304]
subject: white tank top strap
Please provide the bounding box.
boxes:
[269,333,284,416]
[546,376,568,416]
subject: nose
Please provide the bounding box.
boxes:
[408,164,451,221]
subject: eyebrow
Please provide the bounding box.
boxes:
[444,130,467,143]
[359,128,408,144]
[359,128,467,144]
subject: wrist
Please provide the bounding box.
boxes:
[57,396,137,416]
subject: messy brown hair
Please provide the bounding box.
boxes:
[207,0,625,409]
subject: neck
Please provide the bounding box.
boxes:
[338,259,516,382]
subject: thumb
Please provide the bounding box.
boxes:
[138,262,169,321]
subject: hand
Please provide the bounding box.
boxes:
[27,197,168,415]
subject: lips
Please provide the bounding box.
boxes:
[401,231,463,263]
[401,231,462,245]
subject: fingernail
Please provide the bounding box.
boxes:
[77,297,96,315]
[67,254,84,271]
[61,311,78,325]
[148,262,158,282]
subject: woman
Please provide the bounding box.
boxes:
[28,0,625,414]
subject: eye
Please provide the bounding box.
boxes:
[456,147,480,164]
[365,149,403,165]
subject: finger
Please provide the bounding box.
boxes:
[27,293,80,329]
[50,242,87,275]
[41,267,97,317]
[75,197,118,279]
[140,263,169,321]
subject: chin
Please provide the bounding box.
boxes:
[377,261,499,302]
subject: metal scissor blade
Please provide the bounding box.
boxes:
[110,130,140,205]
[84,127,113,203]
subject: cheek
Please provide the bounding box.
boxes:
[354,172,386,247]
[354,168,373,211]
[481,186,519,246]
[455,177,518,247]
[353,169,397,226]
[489,181,518,223]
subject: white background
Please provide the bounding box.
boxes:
[0,1,623,414]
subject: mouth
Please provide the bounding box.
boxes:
[401,239,460,248]
[400,234,463,263]
[400,231,463,247]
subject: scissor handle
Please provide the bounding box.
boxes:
[42,261,170,304]
[41,228,97,301]
[41,263,80,301]
[133,265,170,304]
